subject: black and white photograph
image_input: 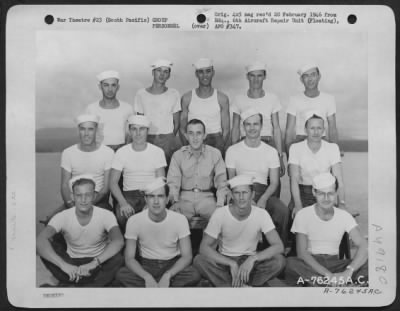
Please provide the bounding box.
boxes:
[6,4,396,308]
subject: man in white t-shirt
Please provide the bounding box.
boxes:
[86,70,133,152]
[134,59,181,164]
[180,58,230,155]
[110,115,167,231]
[285,63,339,154]
[115,178,201,287]
[226,108,290,246]
[284,173,368,287]
[37,176,124,287]
[193,175,285,287]
[288,112,348,218]
[231,61,285,176]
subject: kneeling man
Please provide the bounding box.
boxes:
[115,177,201,287]
[194,175,285,287]
[284,173,368,287]
[37,175,124,287]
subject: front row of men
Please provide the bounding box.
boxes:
[37,172,368,287]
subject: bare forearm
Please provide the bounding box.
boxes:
[291,180,303,208]
[165,256,191,277]
[37,238,68,269]
[299,252,332,277]
[126,258,153,280]
[110,183,127,206]
[273,128,283,154]
[200,246,235,268]
[96,240,124,264]
[255,244,284,261]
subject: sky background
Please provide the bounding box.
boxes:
[36,30,367,139]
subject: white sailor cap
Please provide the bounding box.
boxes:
[228,175,255,189]
[96,70,120,82]
[297,63,319,76]
[144,177,167,194]
[193,58,213,70]
[75,114,100,125]
[245,61,267,74]
[312,172,336,190]
[69,174,96,192]
[240,108,260,122]
[128,114,151,127]
[303,110,323,123]
[151,59,173,69]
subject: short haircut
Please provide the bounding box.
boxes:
[146,184,170,197]
[243,113,263,126]
[186,118,206,133]
[305,114,324,128]
[72,178,95,193]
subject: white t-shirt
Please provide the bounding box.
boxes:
[225,141,280,185]
[61,144,114,192]
[134,88,181,135]
[231,92,281,137]
[111,143,166,191]
[86,101,133,145]
[286,92,336,136]
[291,205,357,255]
[49,206,118,258]
[205,205,275,257]
[125,209,190,260]
[288,140,341,185]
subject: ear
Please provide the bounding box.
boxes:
[183,132,189,141]
[70,192,75,202]
[116,83,120,92]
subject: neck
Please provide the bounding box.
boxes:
[190,144,203,156]
[75,206,93,218]
[307,139,322,151]
[230,204,251,220]
[79,142,97,152]
[148,209,167,223]
[149,82,167,94]
[131,142,147,151]
[197,85,213,96]
[315,204,334,220]
[304,88,320,98]
[101,98,118,107]
[248,88,264,98]
[244,137,261,148]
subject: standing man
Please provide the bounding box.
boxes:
[167,118,228,227]
[231,61,285,176]
[37,176,124,287]
[110,115,167,231]
[115,177,201,287]
[193,175,285,287]
[225,108,290,246]
[86,70,133,152]
[284,173,368,287]
[134,59,181,164]
[285,63,338,154]
[288,112,347,218]
[180,58,230,155]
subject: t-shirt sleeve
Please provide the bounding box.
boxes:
[172,90,181,113]
[260,209,276,234]
[60,149,72,172]
[111,149,125,171]
[176,214,190,239]
[268,147,280,169]
[290,210,308,234]
[104,147,114,170]
[329,143,341,165]
[124,216,139,240]
[271,94,282,114]
[230,96,240,115]
[102,210,119,232]
[288,144,300,165]
[48,212,65,233]
[224,147,236,169]
[286,96,297,116]
[327,95,336,116]
[204,210,223,239]
[133,91,144,114]
[155,147,167,168]
[343,211,358,233]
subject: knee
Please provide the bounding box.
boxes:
[273,254,287,273]
[268,197,289,218]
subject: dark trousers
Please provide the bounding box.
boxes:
[284,255,368,287]
[115,190,146,233]
[41,239,124,287]
[205,132,226,157]
[115,256,201,287]
[253,183,289,247]
[193,253,285,287]
[147,133,181,166]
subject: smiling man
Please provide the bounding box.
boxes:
[193,175,285,287]
[284,173,368,287]
[180,58,230,155]
[115,177,201,287]
[37,175,124,287]
[110,115,166,231]
[134,59,181,164]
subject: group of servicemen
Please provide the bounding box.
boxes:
[37,58,368,288]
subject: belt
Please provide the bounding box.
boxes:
[182,188,211,193]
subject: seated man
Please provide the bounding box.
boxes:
[110,115,166,232]
[284,173,368,287]
[167,118,227,227]
[37,175,124,287]
[115,177,201,287]
[225,108,289,246]
[194,175,285,287]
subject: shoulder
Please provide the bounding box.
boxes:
[260,141,277,153]
[211,205,228,219]
[93,206,114,218]
[181,91,192,104]
[115,144,130,155]
[205,144,223,158]
[127,210,147,225]
[135,88,146,96]
[119,101,133,111]
[62,144,78,155]
[295,205,313,221]
[322,140,340,151]
[167,88,180,96]
[86,102,99,110]
[216,90,229,103]
[334,207,353,220]
[147,143,165,153]
[319,92,335,100]
[167,210,188,223]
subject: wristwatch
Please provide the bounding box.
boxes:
[94,257,102,267]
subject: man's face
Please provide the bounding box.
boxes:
[152,66,171,85]
[185,123,206,151]
[72,183,95,213]
[195,66,214,86]
[243,114,262,139]
[247,70,266,90]
[313,183,337,209]
[78,121,97,146]
[145,186,167,217]
[231,185,253,216]
[99,78,119,100]
[129,124,148,145]
[305,118,324,142]
[300,68,320,90]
